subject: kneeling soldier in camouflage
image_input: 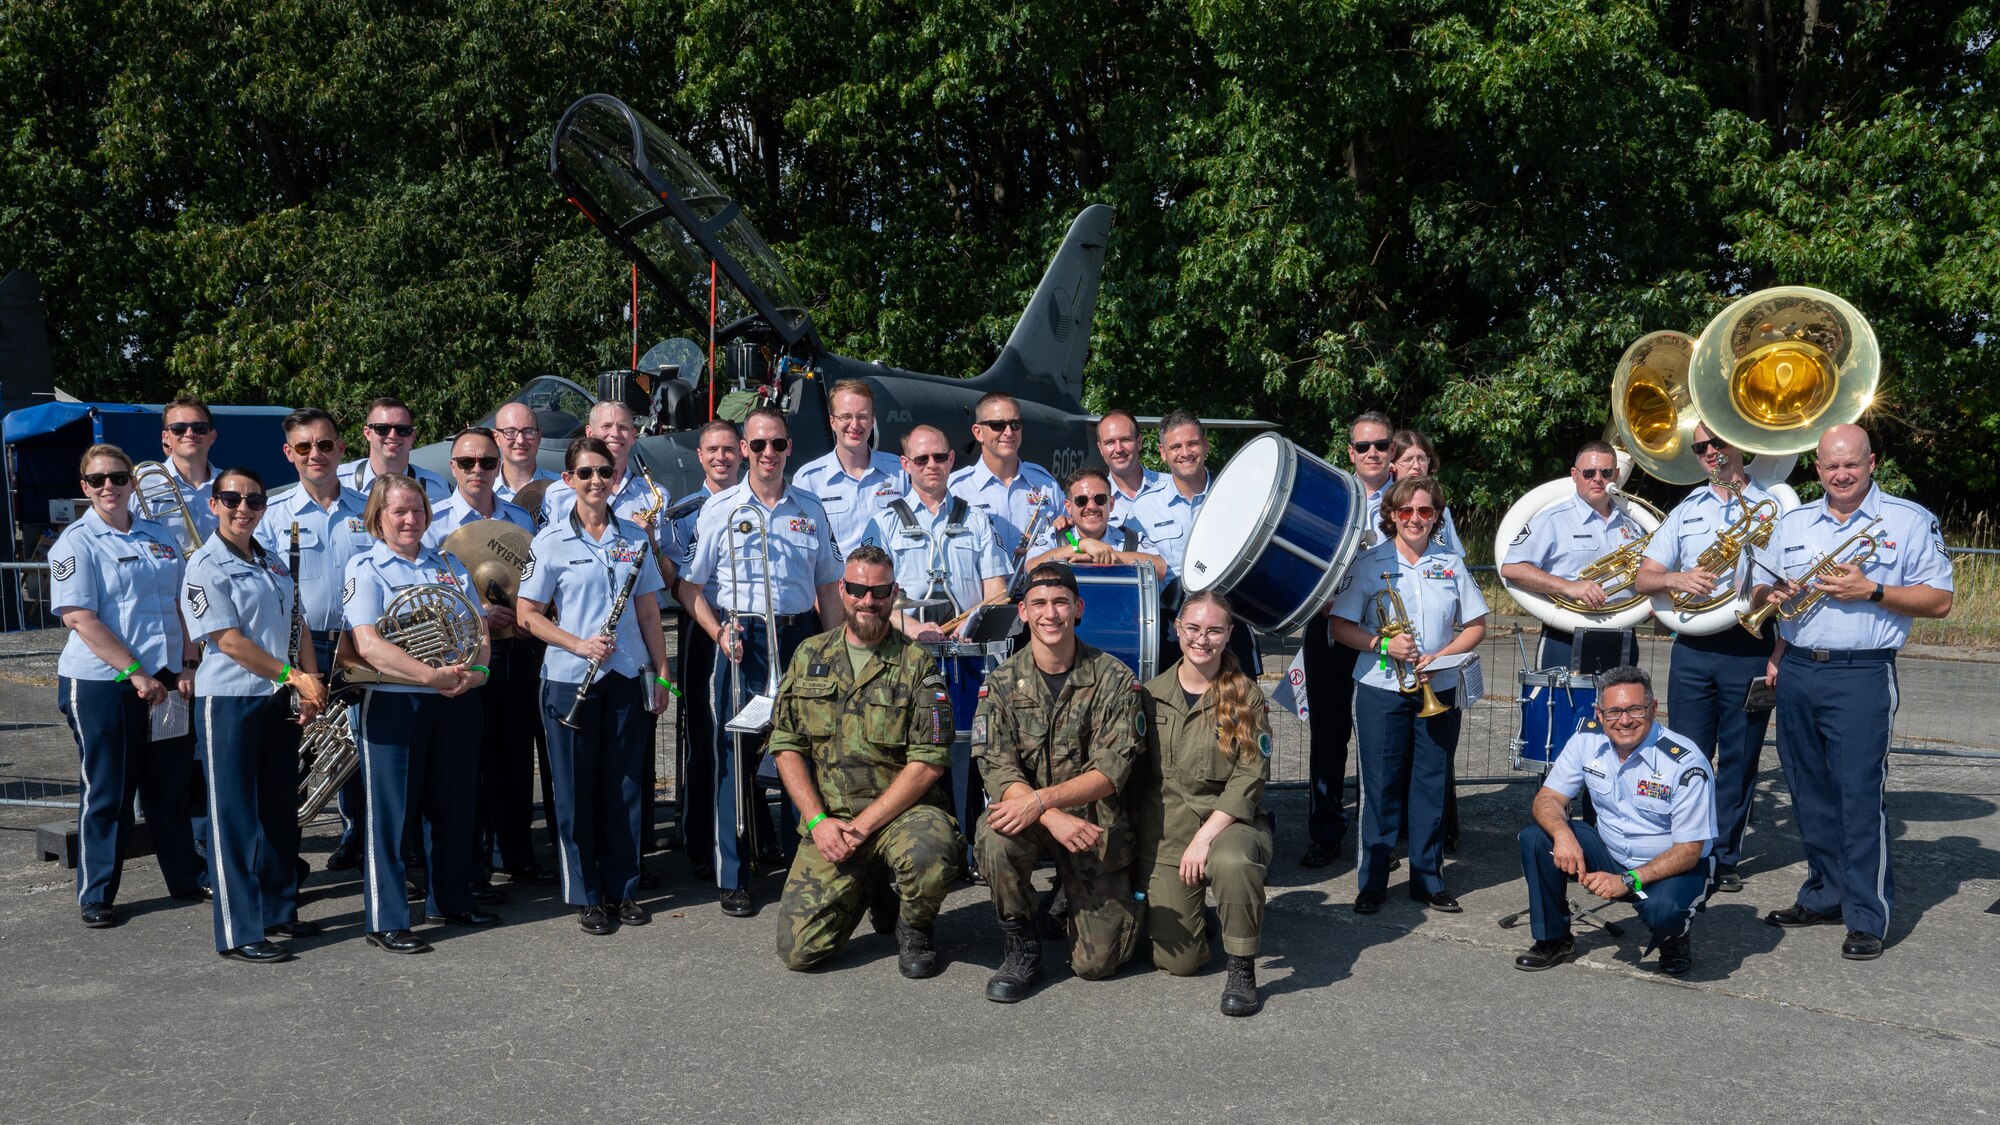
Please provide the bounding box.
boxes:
[771,545,962,978]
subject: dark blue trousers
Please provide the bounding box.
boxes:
[478,638,542,872]
[1666,631,1774,867]
[355,690,480,932]
[706,617,814,891]
[677,618,716,863]
[1775,651,1897,938]
[1354,682,1459,897]
[541,672,648,906]
[1301,617,1355,846]
[195,694,300,951]
[58,675,206,905]
[1519,820,1714,945]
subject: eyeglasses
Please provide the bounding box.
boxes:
[1597,704,1654,720]
[1350,439,1391,453]
[289,438,339,456]
[165,422,213,437]
[1575,468,1616,481]
[453,456,500,472]
[82,472,133,488]
[215,490,268,511]
[1394,505,1438,520]
[1070,492,1110,508]
[495,426,539,440]
[1691,438,1729,456]
[569,465,617,481]
[830,413,874,426]
[1177,623,1230,643]
[746,437,790,454]
[977,417,1023,432]
[906,452,950,467]
[842,580,895,601]
[367,423,415,438]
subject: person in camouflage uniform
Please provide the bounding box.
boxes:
[770,545,962,978]
[973,561,1143,1002]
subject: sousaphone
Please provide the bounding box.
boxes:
[1687,286,1879,457]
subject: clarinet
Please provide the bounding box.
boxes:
[560,546,646,730]
[285,521,304,715]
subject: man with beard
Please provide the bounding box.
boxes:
[768,546,961,978]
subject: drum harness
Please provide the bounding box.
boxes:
[888,497,970,623]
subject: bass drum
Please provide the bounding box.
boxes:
[1494,477,1663,634]
[1073,563,1161,683]
[1649,453,1801,636]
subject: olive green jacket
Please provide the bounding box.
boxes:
[769,627,952,822]
[1133,662,1269,867]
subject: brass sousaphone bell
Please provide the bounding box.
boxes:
[1609,330,1707,486]
[1688,286,1880,457]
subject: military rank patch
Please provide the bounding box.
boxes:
[186,584,210,619]
[970,715,988,746]
[1510,527,1531,546]
[342,577,355,604]
[520,556,536,582]
[1336,573,1353,594]
[1634,779,1673,800]
[1257,732,1272,758]
[51,556,75,582]
[808,663,831,678]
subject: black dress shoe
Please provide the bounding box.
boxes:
[405,877,428,902]
[324,842,361,870]
[1658,933,1693,976]
[80,902,118,929]
[503,865,559,886]
[265,920,322,938]
[220,940,295,964]
[616,899,649,926]
[1388,856,1402,872]
[469,883,507,905]
[637,866,661,891]
[1515,936,1575,971]
[1411,889,1462,913]
[578,905,615,935]
[1841,931,1885,960]
[1299,840,1337,869]
[429,909,502,927]
[364,929,432,954]
[1353,891,1385,915]
[1766,903,1842,928]
[689,860,715,881]
[1714,865,1744,892]
[719,887,756,917]
[169,886,212,903]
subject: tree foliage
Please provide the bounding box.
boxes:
[2,0,1994,512]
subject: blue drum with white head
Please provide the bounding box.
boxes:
[1512,667,1601,773]
[1182,433,1369,634]
[1071,563,1161,683]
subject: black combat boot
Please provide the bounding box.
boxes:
[984,920,1044,1003]
[896,918,939,979]
[1220,954,1262,1017]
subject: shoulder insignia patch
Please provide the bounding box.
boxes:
[970,714,988,746]
[520,555,536,582]
[920,673,945,689]
[1134,710,1146,738]
[1510,527,1531,546]
[1257,732,1272,758]
[342,577,355,604]
[1680,767,1709,785]
[186,584,209,618]
[1336,573,1353,594]
[51,556,75,582]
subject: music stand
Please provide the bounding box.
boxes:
[1569,626,1637,674]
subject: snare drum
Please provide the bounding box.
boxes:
[1072,563,1161,682]
[1181,433,1368,634]
[1511,667,1600,773]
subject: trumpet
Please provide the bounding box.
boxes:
[133,461,201,549]
[1669,476,1781,613]
[1373,586,1450,718]
[1736,520,1883,638]
[1542,488,1664,615]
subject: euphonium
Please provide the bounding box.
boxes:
[1372,587,1449,718]
[1736,520,1883,638]
[1541,488,1664,615]
[1669,475,1781,613]
[296,701,358,825]
[132,461,201,548]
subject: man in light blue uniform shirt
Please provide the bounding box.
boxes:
[493,402,561,508]
[1500,439,1648,670]
[1096,408,1168,509]
[1125,410,1212,582]
[949,391,1060,557]
[540,402,659,529]
[1633,422,1779,893]
[340,396,452,503]
[1025,466,1166,582]
[667,419,743,878]
[423,428,536,548]
[678,406,843,917]
[259,407,380,870]
[1515,666,1715,976]
[791,379,908,559]
[132,396,222,553]
[860,424,1009,635]
[1753,424,1952,961]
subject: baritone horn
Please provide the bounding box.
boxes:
[1373,587,1450,717]
[1688,286,1879,457]
[132,461,202,548]
[297,701,358,825]
[1736,520,1884,638]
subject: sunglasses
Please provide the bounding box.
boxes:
[82,471,134,488]
[1576,467,1617,481]
[494,427,539,440]
[215,490,268,511]
[569,465,617,481]
[977,418,1023,432]
[842,580,895,601]
[1350,438,1391,453]
[1070,492,1110,508]
[1394,504,1438,520]
[746,437,790,454]
[367,422,415,438]
[289,438,339,456]
[1691,438,1729,456]
[906,452,951,467]
[453,456,500,471]
[166,422,213,437]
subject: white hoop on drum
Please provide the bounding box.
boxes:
[1494,477,1663,635]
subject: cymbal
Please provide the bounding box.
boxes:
[894,595,949,612]
[440,519,532,604]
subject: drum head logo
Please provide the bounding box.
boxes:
[186,584,209,618]
[51,556,75,582]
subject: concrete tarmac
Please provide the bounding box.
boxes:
[3,667,1999,1123]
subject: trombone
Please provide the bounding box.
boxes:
[1737,520,1884,638]
[1373,586,1450,718]
[721,502,783,861]
[133,461,201,549]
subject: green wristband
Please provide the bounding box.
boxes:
[272,662,291,688]
[114,660,141,683]
[1627,869,1643,894]
[803,812,827,834]
[468,664,490,677]
[655,674,682,697]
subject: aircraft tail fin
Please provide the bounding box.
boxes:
[974,204,1114,412]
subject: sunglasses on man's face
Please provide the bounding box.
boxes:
[977,417,1023,432]
[1690,438,1729,456]
[906,452,950,467]
[215,490,268,511]
[746,437,791,454]
[166,422,213,437]
[453,456,500,472]
[1070,492,1110,509]
[1350,438,1391,453]
[367,422,415,438]
[290,438,339,456]
[1575,467,1616,481]
[842,580,895,601]
[569,465,616,481]
[83,472,133,488]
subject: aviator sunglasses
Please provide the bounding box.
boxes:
[569,465,617,481]
[1691,438,1729,456]
[746,437,791,454]
[1394,504,1438,520]
[290,438,339,456]
[453,456,500,471]
[366,422,416,438]
[1575,468,1616,481]
[1350,438,1391,453]
[906,452,951,466]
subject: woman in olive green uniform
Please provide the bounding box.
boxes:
[1135,590,1272,1017]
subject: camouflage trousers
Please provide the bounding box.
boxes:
[775,804,961,971]
[975,817,1139,980]
[1141,819,1272,976]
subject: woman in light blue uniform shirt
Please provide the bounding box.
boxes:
[50,443,207,928]
[344,474,494,954]
[517,438,671,935]
[1329,477,1488,914]
[180,467,329,963]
